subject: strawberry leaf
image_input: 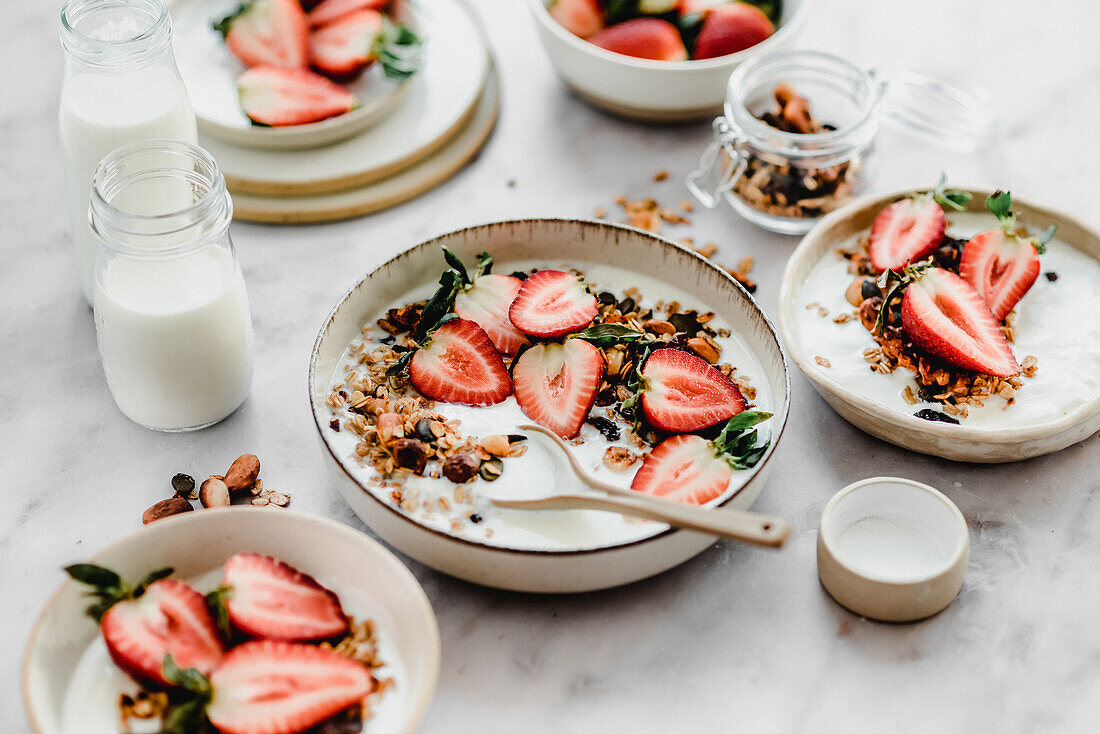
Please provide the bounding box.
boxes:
[160,698,209,734]
[133,567,175,598]
[571,324,646,348]
[986,190,1013,224]
[212,2,249,38]
[415,269,461,341]
[711,412,773,470]
[442,247,470,286]
[476,251,493,277]
[374,18,423,81]
[204,585,234,641]
[163,655,212,698]
[65,563,123,590]
[930,173,971,212]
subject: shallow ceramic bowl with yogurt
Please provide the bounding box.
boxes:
[779,188,1100,463]
[171,0,419,149]
[22,509,441,734]
[528,0,809,122]
[310,219,791,593]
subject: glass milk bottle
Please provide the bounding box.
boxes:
[60,0,197,305]
[90,140,254,432]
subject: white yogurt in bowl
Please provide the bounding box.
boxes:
[310,219,791,592]
[323,260,774,553]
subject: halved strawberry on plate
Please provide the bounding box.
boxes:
[215,0,309,68]
[901,267,1019,377]
[508,270,598,339]
[637,348,745,433]
[454,274,530,356]
[237,66,358,126]
[308,8,382,81]
[307,0,389,28]
[513,338,604,439]
[692,2,775,59]
[631,411,771,504]
[959,190,1052,321]
[202,640,372,734]
[869,176,972,273]
[547,0,603,39]
[406,317,513,406]
[220,552,349,642]
[65,564,225,687]
[587,18,689,61]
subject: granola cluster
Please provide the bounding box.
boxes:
[833,234,1038,419]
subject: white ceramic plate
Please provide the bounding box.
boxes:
[778,188,1100,463]
[309,219,791,593]
[199,0,489,193]
[171,0,419,150]
[22,508,441,734]
[528,0,810,121]
[231,61,498,222]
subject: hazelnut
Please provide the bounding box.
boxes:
[199,477,231,508]
[479,434,510,457]
[142,497,193,525]
[442,454,480,484]
[223,454,260,493]
[392,438,430,475]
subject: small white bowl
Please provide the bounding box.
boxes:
[528,0,810,121]
[22,508,441,734]
[309,219,791,593]
[817,477,969,623]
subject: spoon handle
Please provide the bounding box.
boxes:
[491,493,791,548]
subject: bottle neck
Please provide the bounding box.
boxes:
[60,0,172,69]
[90,140,233,260]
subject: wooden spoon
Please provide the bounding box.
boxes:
[489,424,792,549]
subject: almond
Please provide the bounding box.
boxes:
[199,477,231,508]
[223,454,260,493]
[480,434,510,457]
[686,337,719,364]
[142,497,193,524]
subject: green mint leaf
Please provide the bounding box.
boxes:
[441,247,469,286]
[711,413,772,470]
[572,324,646,348]
[65,563,123,590]
[986,190,1013,223]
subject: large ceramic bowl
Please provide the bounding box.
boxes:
[309,219,791,593]
[23,509,440,734]
[778,188,1100,463]
[529,0,810,121]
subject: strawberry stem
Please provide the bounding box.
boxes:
[161,655,213,734]
[984,191,1054,255]
[65,563,174,623]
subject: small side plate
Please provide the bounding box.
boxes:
[170,0,418,150]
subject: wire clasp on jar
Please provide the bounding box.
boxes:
[687,117,748,210]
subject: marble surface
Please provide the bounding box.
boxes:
[3,0,1099,731]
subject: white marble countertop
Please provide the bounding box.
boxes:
[4,0,1099,731]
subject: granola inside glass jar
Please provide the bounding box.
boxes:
[689,50,880,235]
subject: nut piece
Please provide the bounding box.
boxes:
[199,477,231,508]
[142,497,193,525]
[643,320,676,336]
[442,453,480,484]
[377,413,404,443]
[223,454,260,493]
[479,434,510,457]
[392,438,430,475]
[686,337,719,364]
[845,278,867,307]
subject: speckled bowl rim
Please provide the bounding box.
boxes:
[778,186,1100,446]
[22,508,441,734]
[527,0,811,72]
[308,218,792,558]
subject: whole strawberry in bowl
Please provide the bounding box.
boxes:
[529,0,811,121]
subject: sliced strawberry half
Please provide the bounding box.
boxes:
[588,18,689,61]
[640,348,745,433]
[868,196,947,273]
[408,318,513,406]
[513,339,604,439]
[237,66,357,126]
[215,0,309,69]
[222,552,348,642]
[693,2,774,59]
[454,274,530,356]
[630,435,732,505]
[548,0,603,39]
[959,229,1041,321]
[307,0,389,28]
[207,640,372,734]
[308,8,382,81]
[508,270,598,338]
[901,267,1019,377]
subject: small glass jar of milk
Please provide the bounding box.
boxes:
[60,0,197,305]
[90,140,254,432]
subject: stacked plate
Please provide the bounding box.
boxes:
[171,0,498,223]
